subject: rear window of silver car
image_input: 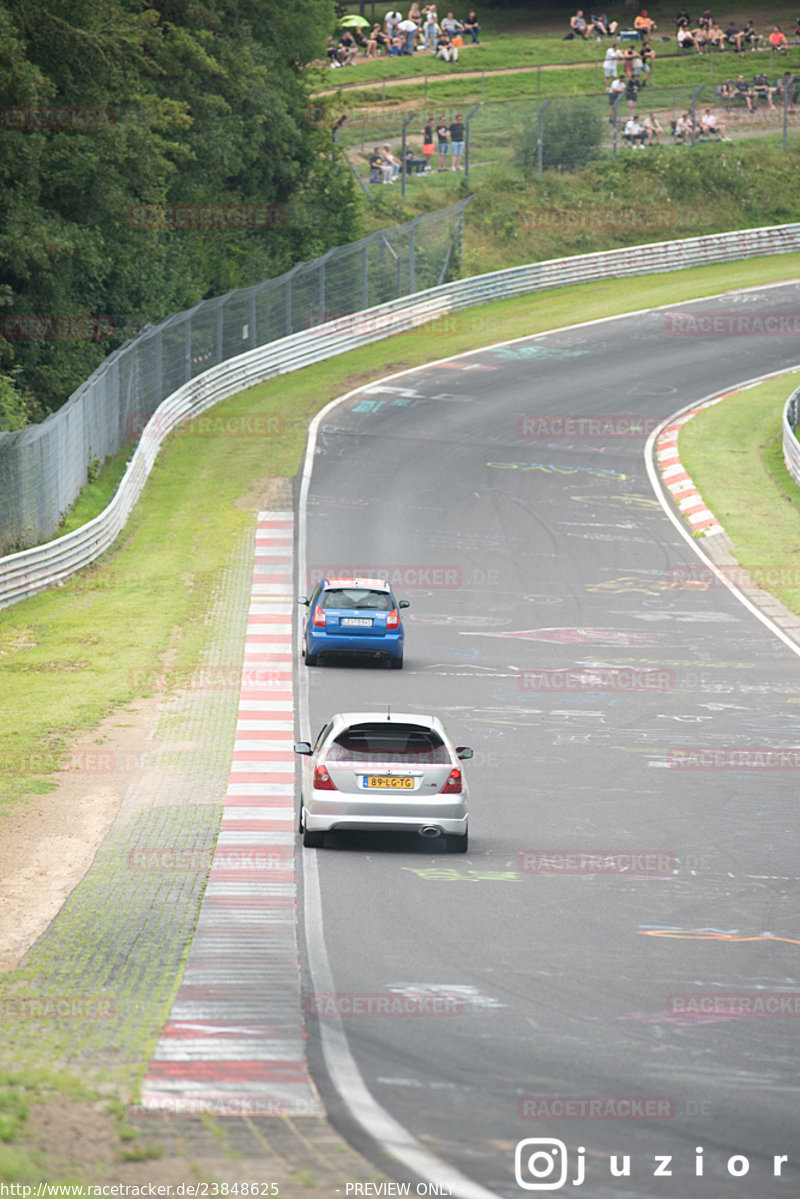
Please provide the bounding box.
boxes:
[326,723,450,763]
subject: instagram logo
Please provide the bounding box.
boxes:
[515,1139,580,1190]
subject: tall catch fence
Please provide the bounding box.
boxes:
[0,199,469,553]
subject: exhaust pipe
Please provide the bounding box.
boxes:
[419,825,442,838]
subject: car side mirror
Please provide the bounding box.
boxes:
[398,600,410,609]
[456,746,473,760]
[294,741,312,755]
[297,596,309,606]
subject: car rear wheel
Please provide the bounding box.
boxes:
[389,654,403,670]
[446,832,468,853]
[302,827,325,848]
[304,645,318,666]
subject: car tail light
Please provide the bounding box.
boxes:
[312,607,327,628]
[439,768,462,794]
[313,764,337,790]
[386,607,399,630]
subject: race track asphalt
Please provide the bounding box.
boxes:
[296,282,800,1198]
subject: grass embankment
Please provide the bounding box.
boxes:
[680,374,800,611]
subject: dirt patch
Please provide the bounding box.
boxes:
[0,697,162,974]
[234,474,294,512]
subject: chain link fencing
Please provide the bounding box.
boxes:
[334,77,800,190]
[0,199,470,553]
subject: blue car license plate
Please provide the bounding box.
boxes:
[341,617,373,627]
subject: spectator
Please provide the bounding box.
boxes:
[769,25,788,52]
[365,23,387,58]
[436,30,459,60]
[405,147,427,173]
[338,31,359,64]
[631,47,644,79]
[642,111,664,142]
[382,144,402,179]
[641,41,656,83]
[724,22,743,51]
[623,115,647,145]
[603,41,623,81]
[634,9,656,35]
[409,2,422,23]
[677,25,700,50]
[385,10,403,37]
[397,17,419,52]
[700,106,727,136]
[422,10,439,50]
[436,117,450,168]
[569,10,595,38]
[389,35,403,54]
[449,112,465,169]
[776,71,800,105]
[623,44,637,78]
[753,73,777,107]
[742,20,763,49]
[698,7,713,30]
[608,73,626,118]
[675,8,691,29]
[674,110,696,140]
[734,74,754,109]
[625,73,640,114]
[421,120,436,168]
[705,22,726,50]
[369,147,385,183]
[440,11,464,35]
[463,11,481,42]
[592,12,618,36]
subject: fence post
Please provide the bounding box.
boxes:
[690,84,703,146]
[784,74,796,150]
[401,111,416,197]
[537,98,552,177]
[464,103,481,184]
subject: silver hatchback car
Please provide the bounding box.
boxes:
[294,712,471,852]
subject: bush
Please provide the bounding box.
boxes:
[515,100,606,175]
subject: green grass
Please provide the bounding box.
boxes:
[680,374,800,612]
[3,249,800,819]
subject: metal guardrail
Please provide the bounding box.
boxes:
[3,221,800,610]
[782,385,800,485]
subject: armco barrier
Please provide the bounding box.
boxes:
[782,385,800,486]
[3,222,800,610]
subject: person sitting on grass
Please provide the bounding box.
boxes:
[463,11,481,42]
[742,20,763,49]
[675,8,691,30]
[673,110,696,140]
[569,10,595,38]
[405,147,427,174]
[337,31,359,64]
[440,11,464,36]
[724,22,744,51]
[634,9,657,35]
[734,74,755,109]
[697,7,713,30]
[592,12,618,36]
[623,115,648,145]
[753,73,777,108]
[642,111,664,142]
[769,25,788,52]
[436,29,459,60]
[700,106,727,136]
[677,25,700,50]
[705,22,726,50]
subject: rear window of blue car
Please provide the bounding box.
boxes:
[321,588,393,611]
[326,723,450,763]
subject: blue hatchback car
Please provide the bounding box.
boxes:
[298,577,409,669]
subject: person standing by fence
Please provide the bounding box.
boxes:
[436,117,450,169]
[449,113,465,170]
